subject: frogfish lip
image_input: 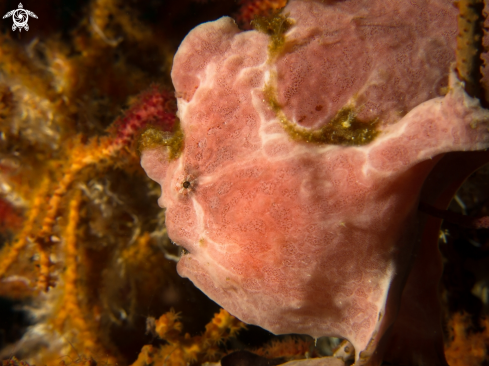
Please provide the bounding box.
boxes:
[170,238,192,259]
[179,246,190,256]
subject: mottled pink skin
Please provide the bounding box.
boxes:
[141,0,489,364]
[275,0,456,128]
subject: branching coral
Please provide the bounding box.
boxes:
[0,85,177,292]
[132,308,246,366]
[50,191,122,364]
[456,0,485,100]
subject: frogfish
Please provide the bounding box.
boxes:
[140,0,489,364]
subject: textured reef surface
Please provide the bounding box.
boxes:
[1,0,489,366]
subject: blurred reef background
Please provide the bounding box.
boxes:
[0,0,488,365]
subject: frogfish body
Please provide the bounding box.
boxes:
[141,0,489,364]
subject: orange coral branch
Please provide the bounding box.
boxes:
[2,357,31,366]
[134,308,246,366]
[89,0,153,45]
[34,87,176,291]
[51,190,121,365]
[455,0,485,99]
[0,178,50,281]
[255,337,313,360]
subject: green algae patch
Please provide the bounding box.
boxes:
[264,80,282,114]
[138,118,184,160]
[264,81,379,146]
[251,12,294,59]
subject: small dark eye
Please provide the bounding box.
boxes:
[182,181,191,189]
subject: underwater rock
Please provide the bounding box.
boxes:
[141,0,489,364]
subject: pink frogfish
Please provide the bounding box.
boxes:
[140,0,489,364]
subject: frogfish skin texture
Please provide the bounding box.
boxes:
[141,0,489,364]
